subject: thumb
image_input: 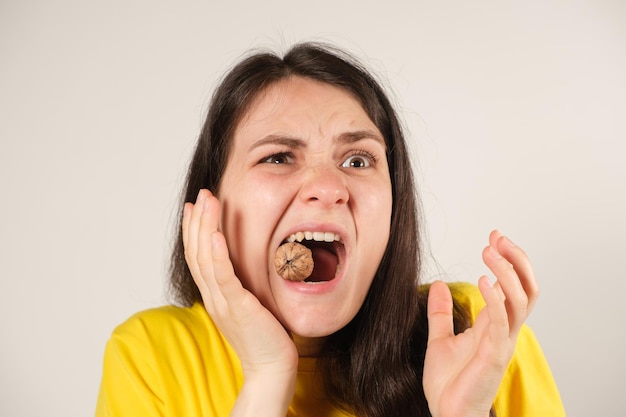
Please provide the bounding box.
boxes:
[427,281,455,343]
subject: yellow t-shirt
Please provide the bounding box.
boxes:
[95,283,565,416]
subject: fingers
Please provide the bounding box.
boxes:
[182,189,225,312]
[210,231,249,307]
[476,275,511,363]
[494,231,540,313]
[427,280,455,343]
[482,230,540,337]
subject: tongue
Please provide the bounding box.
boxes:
[307,246,338,282]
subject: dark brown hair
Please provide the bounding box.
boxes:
[169,42,492,417]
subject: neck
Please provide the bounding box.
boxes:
[292,334,327,357]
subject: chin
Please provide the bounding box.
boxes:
[283,311,353,339]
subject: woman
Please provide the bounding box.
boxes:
[96,43,565,417]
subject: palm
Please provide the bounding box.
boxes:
[206,265,298,376]
[182,190,298,377]
[423,231,539,417]
[424,303,504,417]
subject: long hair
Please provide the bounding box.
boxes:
[169,42,492,417]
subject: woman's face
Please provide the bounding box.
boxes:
[218,76,392,340]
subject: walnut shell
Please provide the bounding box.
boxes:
[274,242,314,281]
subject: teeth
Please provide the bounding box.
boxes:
[286,231,341,243]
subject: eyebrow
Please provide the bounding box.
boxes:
[248,135,306,152]
[337,129,386,148]
[248,129,386,152]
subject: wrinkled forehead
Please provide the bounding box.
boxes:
[232,76,384,145]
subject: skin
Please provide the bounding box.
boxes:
[215,77,393,342]
[182,76,540,417]
[424,230,539,417]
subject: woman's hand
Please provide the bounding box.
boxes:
[423,230,540,417]
[182,189,298,416]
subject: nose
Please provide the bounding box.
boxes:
[299,165,349,207]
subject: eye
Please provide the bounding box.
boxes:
[341,152,374,168]
[261,153,294,165]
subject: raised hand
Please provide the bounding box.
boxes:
[423,230,540,417]
[182,189,298,416]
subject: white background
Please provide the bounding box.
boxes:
[1,1,624,416]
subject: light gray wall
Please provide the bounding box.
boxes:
[1,1,624,416]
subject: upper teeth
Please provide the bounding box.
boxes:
[287,231,341,243]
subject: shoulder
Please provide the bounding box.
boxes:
[106,303,234,362]
[98,305,242,415]
[111,303,211,341]
[115,303,210,330]
[102,303,241,388]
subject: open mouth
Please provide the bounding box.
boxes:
[284,231,345,283]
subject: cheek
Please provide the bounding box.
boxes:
[220,173,288,234]
[359,183,393,229]
[352,182,392,264]
[219,180,292,282]
[364,185,393,260]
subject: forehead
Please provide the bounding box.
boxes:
[233,76,380,142]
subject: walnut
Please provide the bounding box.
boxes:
[274,242,314,281]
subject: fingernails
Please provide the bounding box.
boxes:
[502,236,515,247]
[489,245,503,259]
[481,275,494,288]
[197,189,205,202]
[196,189,212,211]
